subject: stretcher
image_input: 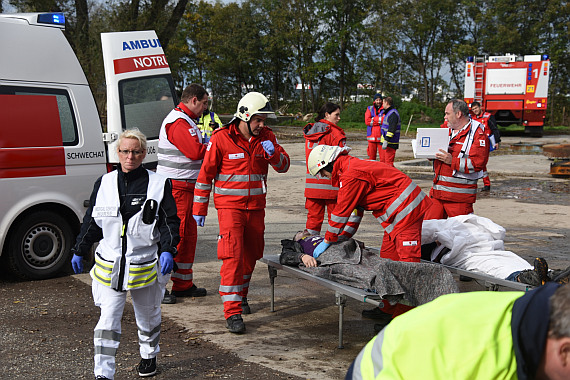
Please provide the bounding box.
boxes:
[259,249,533,349]
[421,259,534,292]
[259,254,383,349]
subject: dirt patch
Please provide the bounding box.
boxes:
[0,275,303,380]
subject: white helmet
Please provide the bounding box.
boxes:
[234,92,276,122]
[307,145,351,176]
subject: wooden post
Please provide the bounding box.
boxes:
[405,115,413,136]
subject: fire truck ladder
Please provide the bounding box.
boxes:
[473,56,485,103]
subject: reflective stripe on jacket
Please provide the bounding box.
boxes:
[192,122,290,214]
[303,120,346,199]
[90,170,166,291]
[430,120,489,204]
[156,108,204,180]
[324,155,431,242]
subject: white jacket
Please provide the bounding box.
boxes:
[90,170,166,291]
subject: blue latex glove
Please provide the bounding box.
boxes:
[313,241,330,258]
[202,132,210,144]
[382,140,388,150]
[261,140,275,156]
[193,214,205,227]
[160,252,174,275]
[71,254,83,274]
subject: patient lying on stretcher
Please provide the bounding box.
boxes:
[280,231,459,308]
[421,214,570,287]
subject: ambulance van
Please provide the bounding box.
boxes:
[0,12,178,279]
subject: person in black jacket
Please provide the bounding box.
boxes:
[70,129,180,379]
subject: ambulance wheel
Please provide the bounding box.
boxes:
[7,211,74,280]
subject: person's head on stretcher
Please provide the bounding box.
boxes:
[293,229,322,267]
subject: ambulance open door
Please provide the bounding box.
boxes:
[101,31,178,168]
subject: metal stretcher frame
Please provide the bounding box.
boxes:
[259,254,383,349]
[260,250,533,348]
[420,260,534,292]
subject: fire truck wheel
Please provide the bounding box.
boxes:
[7,211,74,280]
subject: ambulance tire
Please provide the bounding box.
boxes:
[7,211,74,280]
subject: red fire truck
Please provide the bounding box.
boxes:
[464,54,550,136]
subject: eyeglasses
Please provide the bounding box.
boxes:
[118,149,144,156]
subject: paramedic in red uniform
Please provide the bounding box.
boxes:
[425,99,490,220]
[303,102,358,236]
[156,83,209,303]
[364,93,384,160]
[307,144,431,262]
[307,145,432,318]
[192,92,290,334]
[471,101,501,192]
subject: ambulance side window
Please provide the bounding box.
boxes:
[118,75,176,140]
[0,86,78,146]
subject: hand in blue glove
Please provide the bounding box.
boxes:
[202,132,210,144]
[160,252,174,275]
[313,241,330,258]
[261,140,275,156]
[193,214,205,227]
[382,140,388,150]
[71,254,84,274]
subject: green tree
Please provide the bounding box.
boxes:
[321,0,369,108]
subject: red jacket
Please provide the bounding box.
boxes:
[165,102,207,160]
[192,122,290,214]
[365,105,384,140]
[472,112,491,135]
[303,119,347,199]
[430,120,489,204]
[324,155,432,242]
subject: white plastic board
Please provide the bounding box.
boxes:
[413,128,450,159]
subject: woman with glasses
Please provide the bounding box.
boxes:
[70,129,180,379]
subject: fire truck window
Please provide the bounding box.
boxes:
[118,75,176,140]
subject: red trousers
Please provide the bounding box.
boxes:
[379,217,422,263]
[367,141,382,160]
[423,197,474,220]
[170,180,198,292]
[482,169,491,187]
[378,217,423,318]
[217,208,265,319]
[305,198,336,235]
[379,147,396,167]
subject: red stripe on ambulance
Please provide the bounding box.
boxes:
[113,54,169,74]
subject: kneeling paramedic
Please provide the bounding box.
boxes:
[71,129,180,379]
[346,283,570,380]
[307,145,432,317]
[192,92,290,334]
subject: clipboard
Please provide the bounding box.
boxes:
[412,128,450,159]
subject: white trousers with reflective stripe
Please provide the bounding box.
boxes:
[92,273,169,379]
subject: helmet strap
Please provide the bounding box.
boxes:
[247,120,254,137]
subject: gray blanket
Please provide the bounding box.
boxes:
[281,238,458,306]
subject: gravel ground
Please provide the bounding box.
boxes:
[0,274,303,380]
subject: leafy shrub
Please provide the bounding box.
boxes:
[341,98,444,127]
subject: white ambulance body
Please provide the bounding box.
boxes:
[0,12,177,279]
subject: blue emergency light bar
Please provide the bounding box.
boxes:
[37,13,65,26]
[542,54,549,61]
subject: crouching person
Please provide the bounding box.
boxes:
[70,129,180,379]
[346,283,570,380]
